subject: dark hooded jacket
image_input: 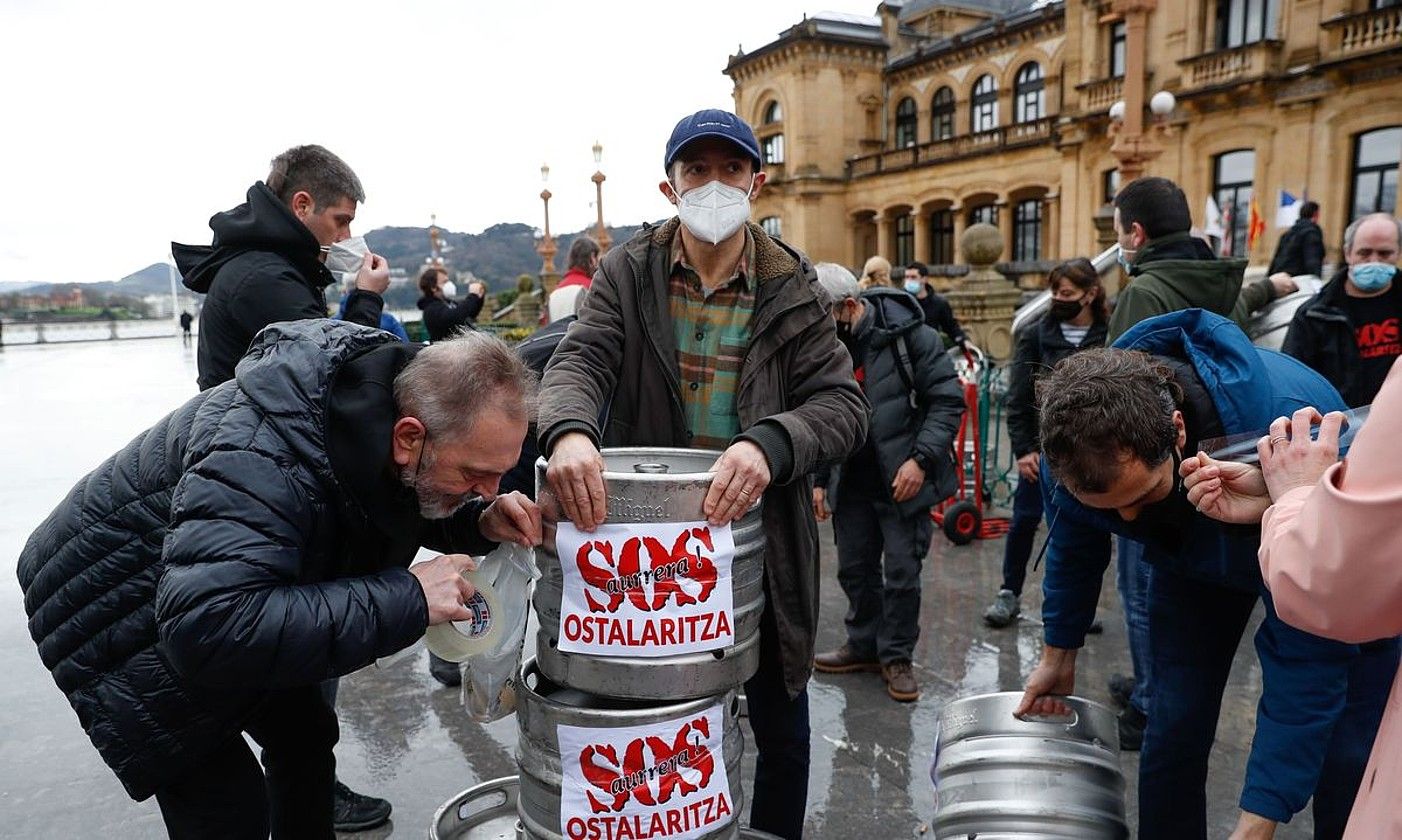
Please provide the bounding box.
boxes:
[814,287,965,517]
[538,218,869,696]
[1267,216,1325,278]
[1106,231,1272,343]
[173,182,384,390]
[417,292,485,342]
[16,320,497,801]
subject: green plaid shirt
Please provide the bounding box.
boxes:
[668,228,757,451]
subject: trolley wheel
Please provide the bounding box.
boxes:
[943,500,981,545]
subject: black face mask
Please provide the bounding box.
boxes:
[1048,295,1087,322]
[835,317,853,343]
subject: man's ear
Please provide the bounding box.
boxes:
[1172,409,1187,451]
[391,417,426,467]
[749,171,766,200]
[1132,221,1149,249]
[289,190,316,220]
[659,179,679,205]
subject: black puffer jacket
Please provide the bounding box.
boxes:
[817,287,965,517]
[1005,314,1109,457]
[16,320,495,801]
[174,182,384,390]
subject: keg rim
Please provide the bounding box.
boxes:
[535,447,728,481]
[518,657,739,718]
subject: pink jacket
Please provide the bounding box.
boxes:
[1260,359,1402,839]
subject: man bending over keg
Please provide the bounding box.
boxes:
[18,325,542,839]
[538,108,869,840]
[1016,311,1397,840]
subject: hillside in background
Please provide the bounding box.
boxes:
[10,222,648,301]
[367,222,644,290]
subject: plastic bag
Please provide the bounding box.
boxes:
[459,541,538,722]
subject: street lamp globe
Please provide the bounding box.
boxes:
[1108,100,1126,123]
[540,163,550,183]
[1149,90,1176,117]
[593,141,603,166]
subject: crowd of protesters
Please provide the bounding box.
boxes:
[13,109,1402,840]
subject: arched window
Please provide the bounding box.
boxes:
[760,99,785,165]
[1014,63,1044,124]
[760,216,783,239]
[1014,199,1043,261]
[762,134,785,165]
[968,203,998,227]
[894,97,918,148]
[971,75,998,133]
[931,87,955,141]
[895,214,915,266]
[1213,149,1256,257]
[1351,126,1400,221]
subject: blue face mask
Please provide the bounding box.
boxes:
[904,280,923,295]
[1351,262,1397,293]
[1117,247,1137,273]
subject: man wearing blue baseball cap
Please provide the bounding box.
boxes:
[538,108,869,839]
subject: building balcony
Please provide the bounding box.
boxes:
[1076,77,1123,115]
[846,118,1056,180]
[1323,5,1402,63]
[1178,40,1282,90]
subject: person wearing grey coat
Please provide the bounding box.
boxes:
[810,275,965,702]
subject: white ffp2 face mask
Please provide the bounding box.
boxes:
[441,281,458,299]
[676,177,754,245]
[325,236,369,285]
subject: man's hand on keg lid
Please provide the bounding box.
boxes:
[705,441,771,525]
[546,432,608,531]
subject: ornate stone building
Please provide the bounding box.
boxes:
[726,0,1402,275]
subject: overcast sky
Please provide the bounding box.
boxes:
[0,0,881,285]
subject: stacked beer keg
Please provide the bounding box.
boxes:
[431,447,771,839]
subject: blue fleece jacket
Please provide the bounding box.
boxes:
[1038,309,1357,822]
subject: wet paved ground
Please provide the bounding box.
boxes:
[0,336,1314,838]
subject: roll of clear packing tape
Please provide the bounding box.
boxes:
[424,571,502,662]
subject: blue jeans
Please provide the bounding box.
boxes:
[1115,536,1153,715]
[998,476,1044,596]
[1138,566,1396,839]
[744,604,810,840]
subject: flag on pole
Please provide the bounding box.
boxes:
[1275,189,1302,229]
[1247,194,1266,253]
[1204,195,1225,239]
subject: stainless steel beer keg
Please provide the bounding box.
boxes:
[515,659,745,840]
[430,776,525,839]
[430,776,781,840]
[931,692,1127,839]
[533,448,764,700]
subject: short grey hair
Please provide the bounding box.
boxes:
[266,144,366,208]
[814,262,860,305]
[393,331,538,439]
[1343,212,1402,254]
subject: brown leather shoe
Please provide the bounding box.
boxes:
[882,661,920,702]
[813,644,881,674]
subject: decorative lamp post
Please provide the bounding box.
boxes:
[591,141,612,251]
[537,163,557,276]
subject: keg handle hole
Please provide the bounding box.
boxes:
[634,463,670,474]
[1013,709,1079,727]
